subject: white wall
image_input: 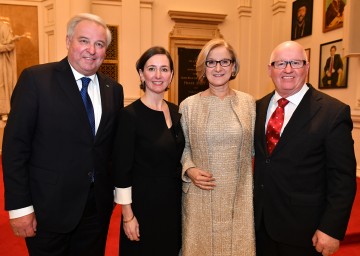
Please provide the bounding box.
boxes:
[1,0,360,175]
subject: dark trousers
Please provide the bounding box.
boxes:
[25,185,110,256]
[322,73,339,87]
[256,219,322,256]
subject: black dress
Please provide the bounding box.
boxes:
[112,99,185,256]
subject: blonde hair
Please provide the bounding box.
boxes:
[196,38,240,84]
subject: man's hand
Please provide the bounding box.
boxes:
[312,229,340,256]
[10,212,37,238]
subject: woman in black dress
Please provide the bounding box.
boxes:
[112,46,185,255]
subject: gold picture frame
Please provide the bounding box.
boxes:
[305,48,311,83]
[323,0,346,33]
[318,39,348,89]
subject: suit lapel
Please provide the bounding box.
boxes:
[273,86,322,154]
[55,58,98,138]
[256,93,274,157]
[96,72,113,138]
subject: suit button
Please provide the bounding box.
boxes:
[261,184,264,189]
[265,159,270,163]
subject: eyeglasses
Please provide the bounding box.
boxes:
[271,60,306,69]
[205,59,233,68]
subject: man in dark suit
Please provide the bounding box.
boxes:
[254,41,356,256]
[2,13,124,255]
[321,45,344,87]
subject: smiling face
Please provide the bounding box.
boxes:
[66,19,107,76]
[205,46,235,89]
[268,41,309,98]
[139,54,174,95]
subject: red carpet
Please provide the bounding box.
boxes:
[0,162,121,255]
[0,160,359,255]
[333,177,360,256]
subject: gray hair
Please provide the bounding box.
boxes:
[67,13,112,47]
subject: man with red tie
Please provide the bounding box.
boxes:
[254,41,356,256]
[321,45,343,87]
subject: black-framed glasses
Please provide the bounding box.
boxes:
[205,59,233,68]
[271,60,306,69]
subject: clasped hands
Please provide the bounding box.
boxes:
[186,167,216,190]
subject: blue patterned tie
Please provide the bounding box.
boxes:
[80,77,95,136]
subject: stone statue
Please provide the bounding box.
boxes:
[0,16,30,120]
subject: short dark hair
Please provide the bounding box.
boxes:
[297,0,308,10]
[136,46,174,91]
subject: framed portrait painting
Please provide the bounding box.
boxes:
[318,39,348,89]
[305,48,310,83]
[323,0,346,32]
[291,0,313,40]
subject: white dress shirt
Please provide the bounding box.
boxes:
[265,84,309,135]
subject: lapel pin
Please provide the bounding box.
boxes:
[106,84,110,88]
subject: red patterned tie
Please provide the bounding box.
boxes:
[266,98,289,154]
[329,57,334,74]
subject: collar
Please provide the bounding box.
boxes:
[273,84,309,106]
[68,62,96,82]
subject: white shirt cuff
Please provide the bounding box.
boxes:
[9,206,34,219]
[114,187,132,205]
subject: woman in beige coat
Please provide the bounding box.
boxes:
[179,38,256,256]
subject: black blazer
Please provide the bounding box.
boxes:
[2,57,124,233]
[254,84,356,246]
[323,54,343,73]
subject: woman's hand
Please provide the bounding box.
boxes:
[123,216,140,241]
[186,167,216,190]
[122,204,140,241]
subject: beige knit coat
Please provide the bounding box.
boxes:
[179,90,256,256]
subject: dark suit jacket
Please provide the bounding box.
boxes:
[292,20,312,40]
[254,84,356,246]
[2,57,124,233]
[323,54,343,73]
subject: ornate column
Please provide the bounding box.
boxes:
[70,0,91,16]
[271,0,287,44]
[237,0,252,93]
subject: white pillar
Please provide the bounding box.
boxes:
[121,0,142,102]
[70,0,91,16]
